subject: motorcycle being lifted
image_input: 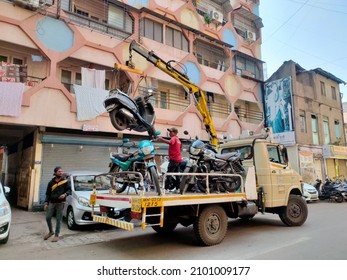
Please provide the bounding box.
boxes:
[315,178,344,203]
[104,89,161,195]
[104,89,157,139]
[180,132,245,194]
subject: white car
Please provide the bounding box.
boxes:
[62,171,126,230]
[302,182,319,202]
[0,182,11,244]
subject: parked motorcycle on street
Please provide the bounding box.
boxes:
[109,135,161,195]
[179,131,245,194]
[315,178,345,203]
[104,89,157,139]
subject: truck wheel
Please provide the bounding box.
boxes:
[194,205,228,246]
[148,166,161,195]
[279,195,308,226]
[152,223,178,235]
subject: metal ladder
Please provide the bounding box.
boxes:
[141,205,164,230]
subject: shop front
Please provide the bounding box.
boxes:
[322,145,347,180]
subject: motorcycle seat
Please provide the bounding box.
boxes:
[111,153,131,161]
[215,152,239,161]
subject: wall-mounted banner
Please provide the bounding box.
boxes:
[264,77,295,145]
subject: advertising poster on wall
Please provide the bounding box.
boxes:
[264,77,295,145]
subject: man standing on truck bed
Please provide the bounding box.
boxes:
[158,127,182,193]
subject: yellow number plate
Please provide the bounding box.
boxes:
[142,197,163,208]
[131,197,142,213]
[89,193,96,206]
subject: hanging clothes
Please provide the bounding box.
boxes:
[73,84,108,121]
[0,82,24,117]
[81,67,105,89]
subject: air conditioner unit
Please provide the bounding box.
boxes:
[209,10,223,24]
[13,0,39,9]
[245,30,256,42]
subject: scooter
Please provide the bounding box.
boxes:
[315,178,344,203]
[109,135,161,195]
[104,89,157,138]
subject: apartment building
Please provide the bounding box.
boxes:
[265,60,346,184]
[0,0,264,210]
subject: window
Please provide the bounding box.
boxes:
[159,91,167,109]
[320,81,326,96]
[311,114,319,145]
[234,52,262,80]
[267,145,285,165]
[61,69,81,92]
[144,18,163,43]
[165,26,189,52]
[331,86,337,100]
[323,116,330,145]
[335,120,341,140]
[0,55,7,62]
[299,110,306,133]
[221,145,252,160]
[194,40,228,71]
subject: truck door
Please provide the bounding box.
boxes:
[267,144,291,207]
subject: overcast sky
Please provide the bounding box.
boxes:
[259,0,347,102]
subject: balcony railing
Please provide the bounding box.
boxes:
[64,11,133,40]
[235,107,263,123]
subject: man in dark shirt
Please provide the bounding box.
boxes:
[43,166,70,242]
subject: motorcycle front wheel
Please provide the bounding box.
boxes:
[110,165,129,193]
[109,107,129,131]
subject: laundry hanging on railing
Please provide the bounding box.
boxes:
[0,82,24,117]
[73,84,108,121]
[81,67,105,89]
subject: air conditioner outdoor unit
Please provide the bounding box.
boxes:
[245,30,256,42]
[209,10,223,24]
[13,0,39,9]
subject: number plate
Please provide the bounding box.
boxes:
[131,197,142,213]
[89,193,96,206]
[142,197,163,208]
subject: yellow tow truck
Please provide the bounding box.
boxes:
[90,41,307,246]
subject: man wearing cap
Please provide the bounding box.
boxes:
[43,166,71,242]
[158,127,183,192]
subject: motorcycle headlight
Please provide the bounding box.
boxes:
[78,197,91,207]
[189,145,201,156]
[141,145,153,156]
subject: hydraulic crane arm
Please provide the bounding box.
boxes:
[127,40,219,147]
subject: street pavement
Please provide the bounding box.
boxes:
[1,207,120,255]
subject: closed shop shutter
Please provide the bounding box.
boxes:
[39,144,116,204]
[326,159,335,179]
[337,159,347,178]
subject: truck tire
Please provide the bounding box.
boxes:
[110,166,129,193]
[279,194,308,226]
[148,166,161,195]
[194,205,228,246]
[152,223,178,234]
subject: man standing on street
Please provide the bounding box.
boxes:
[158,127,183,192]
[44,166,70,242]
